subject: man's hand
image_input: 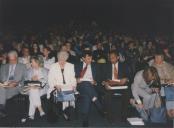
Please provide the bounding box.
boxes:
[104,78,128,86]
[8,81,18,88]
[90,80,97,85]
[136,103,144,109]
[32,75,39,81]
[119,78,128,85]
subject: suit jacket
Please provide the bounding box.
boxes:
[75,62,97,81]
[47,62,77,99]
[0,63,26,86]
[103,62,130,81]
[25,67,48,87]
[131,70,152,105]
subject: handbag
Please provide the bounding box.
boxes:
[53,90,75,102]
[149,93,167,123]
[164,86,174,101]
[24,80,45,88]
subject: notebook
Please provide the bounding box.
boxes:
[127,117,145,126]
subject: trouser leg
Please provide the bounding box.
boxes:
[28,89,41,117]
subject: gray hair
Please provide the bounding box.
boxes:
[8,51,18,58]
[57,51,69,61]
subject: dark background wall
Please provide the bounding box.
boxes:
[0,0,174,33]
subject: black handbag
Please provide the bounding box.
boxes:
[24,80,45,88]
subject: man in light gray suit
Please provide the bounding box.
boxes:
[130,66,161,120]
[0,51,26,118]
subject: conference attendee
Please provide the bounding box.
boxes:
[103,36,114,54]
[102,50,130,121]
[0,51,26,118]
[130,67,161,112]
[42,47,55,70]
[150,50,174,118]
[65,42,78,64]
[163,46,173,64]
[23,56,48,121]
[65,42,76,56]
[48,51,76,119]
[125,41,140,76]
[92,42,107,63]
[30,43,42,56]
[18,46,31,69]
[75,50,103,127]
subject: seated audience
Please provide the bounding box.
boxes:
[42,47,55,70]
[31,43,42,56]
[0,51,26,118]
[18,46,31,69]
[92,42,107,63]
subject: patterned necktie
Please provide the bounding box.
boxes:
[80,64,88,78]
[9,65,15,80]
[114,63,118,79]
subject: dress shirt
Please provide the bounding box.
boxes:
[80,63,93,82]
[112,62,118,81]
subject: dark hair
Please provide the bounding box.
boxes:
[44,46,51,52]
[82,50,92,57]
[109,50,119,56]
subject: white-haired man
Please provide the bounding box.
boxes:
[0,51,26,118]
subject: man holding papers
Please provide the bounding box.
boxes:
[102,50,130,122]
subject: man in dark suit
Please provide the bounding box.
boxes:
[102,50,130,122]
[75,50,103,127]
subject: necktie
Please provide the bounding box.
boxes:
[114,64,118,79]
[80,64,88,78]
[61,69,66,84]
[9,65,15,80]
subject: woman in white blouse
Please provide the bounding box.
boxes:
[47,51,77,118]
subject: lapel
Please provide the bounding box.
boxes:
[14,64,18,76]
[109,62,121,79]
[118,62,121,79]
[108,63,112,80]
[5,64,10,80]
[80,62,83,71]
[91,63,96,79]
